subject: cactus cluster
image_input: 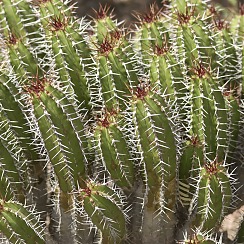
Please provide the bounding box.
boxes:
[0,0,243,243]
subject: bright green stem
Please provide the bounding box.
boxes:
[94,116,135,191]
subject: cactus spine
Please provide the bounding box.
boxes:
[0,0,243,243]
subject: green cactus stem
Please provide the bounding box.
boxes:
[77,182,126,243]
[0,200,45,244]
[0,0,242,243]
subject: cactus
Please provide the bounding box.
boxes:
[0,0,243,243]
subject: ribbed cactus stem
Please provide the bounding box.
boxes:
[78,182,126,243]
[0,0,242,243]
[0,200,45,244]
[192,160,232,231]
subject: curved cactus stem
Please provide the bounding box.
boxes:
[31,96,73,193]
[0,111,32,201]
[79,182,126,243]
[0,75,39,160]
[1,0,26,39]
[39,3,91,109]
[0,218,21,244]
[192,163,232,231]
[0,143,24,202]
[0,200,45,244]
[94,110,135,191]
[39,85,88,187]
